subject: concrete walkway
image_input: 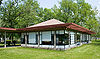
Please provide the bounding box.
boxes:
[0,45,21,48]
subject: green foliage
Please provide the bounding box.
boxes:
[0,0,2,5]
[0,0,42,28]
[0,0,99,37]
[0,0,22,28]
[52,0,97,25]
[52,0,100,37]
[16,0,41,28]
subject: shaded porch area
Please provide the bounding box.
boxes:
[0,27,21,48]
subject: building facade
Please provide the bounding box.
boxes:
[19,19,94,50]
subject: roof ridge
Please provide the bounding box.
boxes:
[27,19,65,28]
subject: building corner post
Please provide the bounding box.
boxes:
[38,32,40,48]
[4,31,6,48]
[25,33,27,47]
[75,32,77,44]
[54,31,56,50]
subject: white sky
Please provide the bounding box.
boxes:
[37,0,100,15]
[3,0,100,15]
[37,0,61,9]
[3,0,100,11]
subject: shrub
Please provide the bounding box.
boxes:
[13,40,16,45]
[6,40,11,46]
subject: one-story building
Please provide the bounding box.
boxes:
[0,19,95,50]
[18,19,95,50]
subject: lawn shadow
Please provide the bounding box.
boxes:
[88,40,100,46]
[92,40,100,42]
[95,40,100,42]
[89,42,100,46]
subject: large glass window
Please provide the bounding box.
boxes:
[77,34,80,42]
[51,30,69,45]
[70,32,75,44]
[56,34,69,45]
[82,34,88,42]
[21,33,29,44]
[28,32,36,44]
[42,31,51,45]
[74,33,81,43]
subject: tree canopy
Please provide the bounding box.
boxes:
[0,0,100,37]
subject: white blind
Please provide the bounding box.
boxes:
[59,30,64,34]
[29,32,36,43]
[71,34,74,44]
[70,32,75,34]
[21,33,24,38]
[42,31,51,41]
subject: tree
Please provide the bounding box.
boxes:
[15,0,42,28]
[0,0,2,5]
[52,0,97,25]
[42,8,55,21]
[51,0,99,37]
[0,0,22,28]
[0,0,43,43]
[0,0,42,28]
[0,0,99,38]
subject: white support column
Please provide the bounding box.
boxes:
[82,34,84,42]
[54,31,56,50]
[80,34,82,43]
[89,35,91,43]
[38,32,40,48]
[25,33,27,47]
[75,32,77,43]
[82,34,84,41]
[90,35,91,41]
[4,31,6,48]
[87,34,89,43]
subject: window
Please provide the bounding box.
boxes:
[42,31,51,45]
[28,32,36,44]
[70,32,75,44]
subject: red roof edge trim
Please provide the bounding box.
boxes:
[0,27,16,30]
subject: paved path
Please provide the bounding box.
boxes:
[0,45,21,48]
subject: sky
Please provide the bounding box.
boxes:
[37,0,61,9]
[2,0,100,15]
[2,0,100,11]
[37,0,100,14]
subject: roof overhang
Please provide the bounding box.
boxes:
[0,27,20,33]
[17,23,96,34]
[17,23,70,32]
[0,23,95,34]
[66,23,96,34]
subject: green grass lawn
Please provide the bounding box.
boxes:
[0,40,100,59]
